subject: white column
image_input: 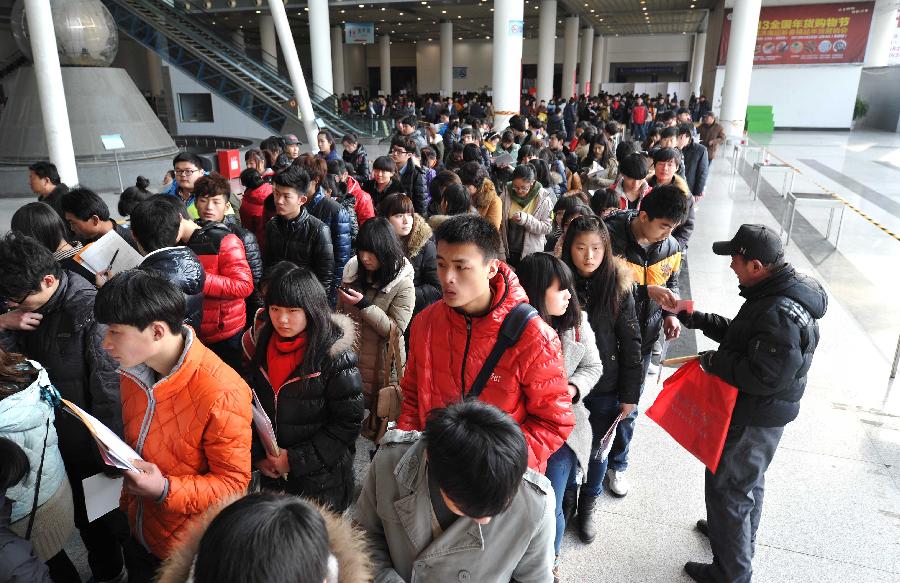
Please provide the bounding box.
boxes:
[231,29,245,51]
[719,0,761,139]
[690,32,706,96]
[864,0,899,67]
[267,0,318,151]
[25,0,77,185]
[379,35,392,96]
[578,28,594,96]
[562,16,579,99]
[308,0,334,94]
[332,26,346,96]
[492,0,525,130]
[535,0,557,104]
[259,14,278,70]
[591,35,604,87]
[440,21,453,97]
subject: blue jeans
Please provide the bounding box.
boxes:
[632,122,647,142]
[545,444,578,555]
[581,353,652,497]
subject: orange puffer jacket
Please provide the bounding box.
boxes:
[118,328,253,559]
[396,262,574,471]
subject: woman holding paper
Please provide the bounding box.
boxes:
[0,353,79,582]
[561,215,644,545]
[245,266,364,512]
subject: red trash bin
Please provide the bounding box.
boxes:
[217,149,241,179]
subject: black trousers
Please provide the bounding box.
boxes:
[122,537,162,583]
[705,424,785,583]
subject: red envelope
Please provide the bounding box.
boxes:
[646,359,738,473]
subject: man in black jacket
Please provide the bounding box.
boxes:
[28,161,69,221]
[0,233,128,583]
[603,186,689,497]
[678,225,827,583]
[60,187,138,249]
[677,123,710,205]
[264,166,335,294]
[390,135,427,216]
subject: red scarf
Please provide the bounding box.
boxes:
[266,332,306,395]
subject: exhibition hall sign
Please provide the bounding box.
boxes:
[718,2,875,66]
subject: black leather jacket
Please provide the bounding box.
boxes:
[139,246,206,331]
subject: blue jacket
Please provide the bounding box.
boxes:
[0,362,66,524]
[306,188,353,302]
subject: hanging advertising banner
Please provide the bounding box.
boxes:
[718,2,875,66]
[890,12,900,65]
[345,23,375,45]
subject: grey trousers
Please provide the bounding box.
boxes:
[705,424,785,583]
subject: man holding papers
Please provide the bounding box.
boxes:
[0,233,128,583]
[95,269,253,582]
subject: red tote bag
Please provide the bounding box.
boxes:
[646,359,738,473]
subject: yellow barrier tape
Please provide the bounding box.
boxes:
[733,130,900,244]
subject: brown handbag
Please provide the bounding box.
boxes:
[361,324,404,443]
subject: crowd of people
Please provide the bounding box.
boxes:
[0,89,824,583]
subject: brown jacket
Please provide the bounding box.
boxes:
[698,121,727,160]
[472,179,503,229]
[156,495,372,583]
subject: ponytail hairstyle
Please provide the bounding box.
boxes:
[561,215,622,320]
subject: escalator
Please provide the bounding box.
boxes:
[102,0,379,141]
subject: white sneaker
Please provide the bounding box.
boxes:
[607,469,630,497]
[646,361,660,377]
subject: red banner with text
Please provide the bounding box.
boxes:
[718,2,875,66]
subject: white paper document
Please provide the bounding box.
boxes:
[594,412,627,462]
[76,230,143,276]
[83,473,124,522]
[62,399,143,472]
[251,389,280,458]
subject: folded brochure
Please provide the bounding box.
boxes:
[61,399,143,472]
[251,389,280,458]
[593,412,627,462]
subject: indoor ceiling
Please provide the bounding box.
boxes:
[190,0,716,44]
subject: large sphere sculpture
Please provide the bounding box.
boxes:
[11,0,119,67]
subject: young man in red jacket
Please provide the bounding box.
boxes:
[183,174,254,371]
[396,215,574,472]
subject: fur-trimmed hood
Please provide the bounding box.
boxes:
[155,494,372,583]
[612,255,634,296]
[406,213,432,259]
[329,312,358,358]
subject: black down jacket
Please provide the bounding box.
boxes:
[138,246,205,332]
[247,313,365,512]
[227,223,263,285]
[0,271,122,479]
[263,208,334,295]
[604,211,682,355]
[397,159,428,216]
[572,260,644,405]
[306,189,353,301]
[688,265,827,428]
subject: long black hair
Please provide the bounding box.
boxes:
[517,252,581,334]
[354,217,405,289]
[10,202,69,252]
[264,266,338,377]
[561,215,623,320]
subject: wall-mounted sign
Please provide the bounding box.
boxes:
[452,67,468,79]
[345,23,375,45]
[718,2,874,66]
[508,20,524,37]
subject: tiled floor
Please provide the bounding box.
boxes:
[5,131,898,582]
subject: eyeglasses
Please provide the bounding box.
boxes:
[511,182,533,193]
[390,147,411,156]
[174,168,200,176]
